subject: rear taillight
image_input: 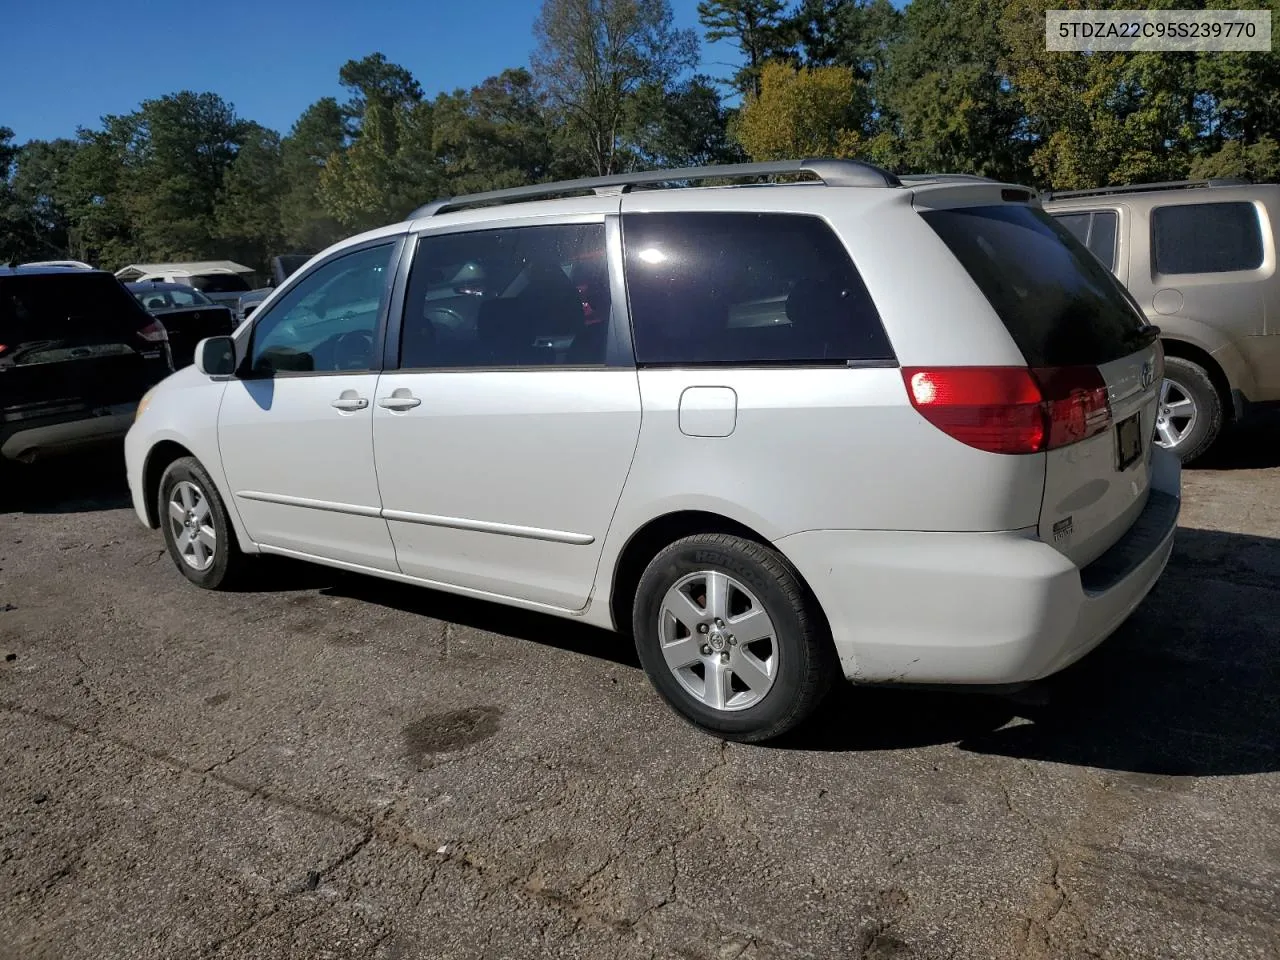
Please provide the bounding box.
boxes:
[137,318,168,342]
[903,366,1112,455]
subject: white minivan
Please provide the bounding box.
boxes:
[125,159,1180,742]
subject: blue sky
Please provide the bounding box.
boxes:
[1,0,742,144]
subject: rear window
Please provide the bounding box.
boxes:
[0,273,148,341]
[1152,202,1263,274]
[190,273,251,293]
[922,205,1147,368]
[623,212,894,366]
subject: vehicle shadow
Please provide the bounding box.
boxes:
[1,447,132,515]
[1194,409,1280,470]
[321,575,641,669]
[780,526,1280,777]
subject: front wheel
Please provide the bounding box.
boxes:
[157,457,243,589]
[632,533,836,743]
[1156,356,1223,464]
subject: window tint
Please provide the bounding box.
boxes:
[623,212,892,366]
[249,244,393,374]
[1088,211,1118,271]
[1055,213,1090,244]
[400,223,609,369]
[923,205,1146,368]
[1049,211,1118,272]
[190,273,251,293]
[1152,202,1263,274]
[1,273,147,340]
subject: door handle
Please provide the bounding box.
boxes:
[378,389,422,411]
[331,395,369,411]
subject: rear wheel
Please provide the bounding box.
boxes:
[632,533,836,743]
[1156,356,1222,464]
[157,457,243,589]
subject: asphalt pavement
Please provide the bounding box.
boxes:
[2,418,1278,960]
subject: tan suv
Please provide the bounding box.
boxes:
[1043,180,1280,462]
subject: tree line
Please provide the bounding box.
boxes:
[3,0,1277,271]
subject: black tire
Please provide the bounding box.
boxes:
[157,456,243,590]
[1160,356,1223,465]
[632,533,836,743]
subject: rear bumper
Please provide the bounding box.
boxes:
[775,447,1181,685]
[1,405,136,463]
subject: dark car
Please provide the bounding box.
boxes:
[236,253,313,321]
[127,281,237,369]
[1,266,172,465]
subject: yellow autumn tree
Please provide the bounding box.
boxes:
[736,61,868,162]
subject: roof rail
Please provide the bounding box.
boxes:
[898,173,1000,184]
[410,158,901,219]
[1041,178,1250,201]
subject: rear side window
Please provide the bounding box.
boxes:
[622,212,893,366]
[1152,202,1263,274]
[400,223,609,369]
[1049,210,1118,271]
[923,205,1146,367]
[190,273,251,293]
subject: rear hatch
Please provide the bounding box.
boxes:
[921,201,1162,567]
[151,305,236,368]
[0,271,171,417]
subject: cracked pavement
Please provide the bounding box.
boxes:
[2,417,1279,960]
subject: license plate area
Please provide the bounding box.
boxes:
[1116,411,1143,471]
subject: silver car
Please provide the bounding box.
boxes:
[1044,180,1280,462]
[125,160,1180,742]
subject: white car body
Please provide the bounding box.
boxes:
[126,168,1179,698]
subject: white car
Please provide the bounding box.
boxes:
[125,160,1181,742]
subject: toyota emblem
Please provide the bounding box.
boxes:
[1140,361,1155,390]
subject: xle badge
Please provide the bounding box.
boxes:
[1053,517,1074,543]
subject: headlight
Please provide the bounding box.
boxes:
[135,388,155,422]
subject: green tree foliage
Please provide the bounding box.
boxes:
[737,61,867,160]
[319,100,442,231]
[279,98,348,253]
[879,0,1030,181]
[627,76,746,167]
[697,0,790,97]
[432,68,556,194]
[216,123,286,267]
[533,0,699,175]
[338,53,425,129]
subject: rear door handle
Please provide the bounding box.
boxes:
[331,394,369,411]
[378,389,422,411]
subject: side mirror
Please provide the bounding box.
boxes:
[195,336,237,377]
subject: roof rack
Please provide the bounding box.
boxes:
[899,173,1001,184]
[1041,178,1250,201]
[410,158,902,218]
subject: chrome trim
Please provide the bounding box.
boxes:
[236,491,595,545]
[235,490,383,518]
[381,509,594,545]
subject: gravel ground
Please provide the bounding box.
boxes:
[2,418,1278,960]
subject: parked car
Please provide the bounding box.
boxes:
[114,261,256,314]
[125,159,1180,742]
[236,254,314,322]
[127,281,237,369]
[1,265,171,465]
[1042,179,1280,462]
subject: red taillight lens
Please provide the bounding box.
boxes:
[1033,365,1112,449]
[903,366,1112,455]
[137,319,168,342]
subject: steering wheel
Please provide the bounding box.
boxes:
[333,329,374,369]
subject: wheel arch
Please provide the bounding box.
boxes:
[1160,337,1235,422]
[141,440,197,528]
[607,510,827,637]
